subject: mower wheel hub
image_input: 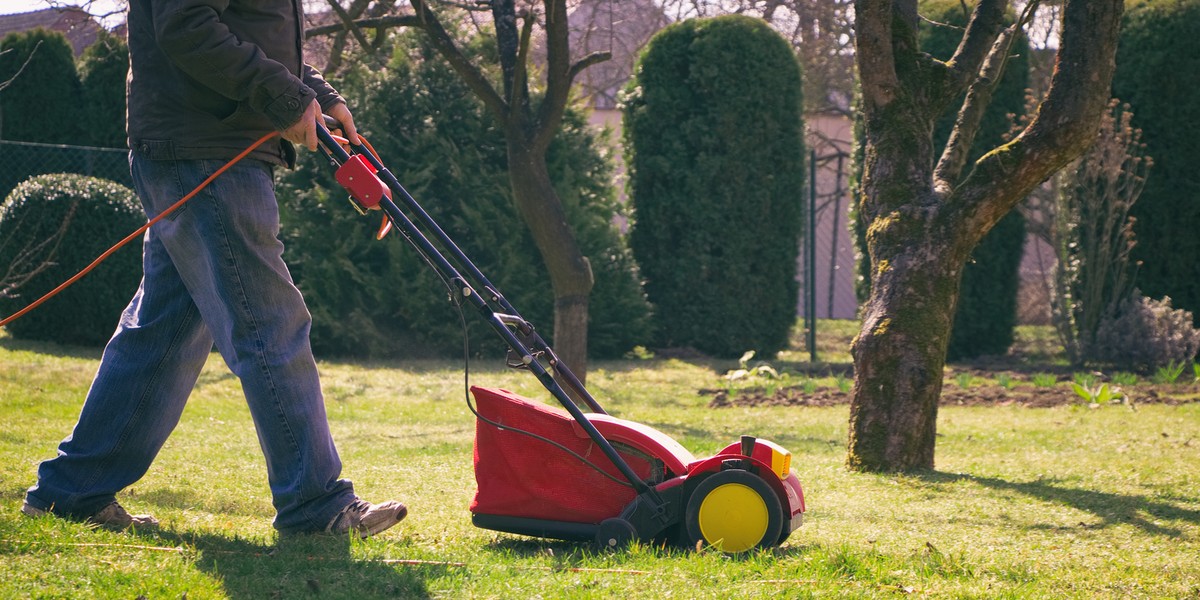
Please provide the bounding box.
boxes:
[696,482,769,552]
[685,469,784,553]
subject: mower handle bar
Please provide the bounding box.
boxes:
[318,115,600,408]
[314,118,663,502]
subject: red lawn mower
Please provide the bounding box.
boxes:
[317,119,805,553]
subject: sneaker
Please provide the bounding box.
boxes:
[21,500,159,532]
[325,497,407,539]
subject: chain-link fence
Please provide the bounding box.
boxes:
[0,139,131,203]
[799,114,857,323]
[2,127,865,331]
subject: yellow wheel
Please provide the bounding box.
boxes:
[685,469,783,553]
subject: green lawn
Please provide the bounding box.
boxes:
[1,325,1198,598]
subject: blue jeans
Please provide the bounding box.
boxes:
[25,150,355,533]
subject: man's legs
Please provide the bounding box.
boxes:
[133,156,358,533]
[24,199,215,521]
[26,153,376,534]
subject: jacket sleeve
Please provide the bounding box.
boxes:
[151,0,314,131]
[304,64,345,112]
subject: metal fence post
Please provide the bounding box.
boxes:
[807,149,817,362]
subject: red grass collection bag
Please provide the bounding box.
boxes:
[469,386,662,524]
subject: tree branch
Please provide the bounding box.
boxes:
[505,2,532,115]
[532,0,573,150]
[932,30,1012,189]
[940,0,1006,93]
[435,0,492,11]
[406,0,511,123]
[950,0,1123,247]
[0,200,76,300]
[324,0,373,51]
[305,15,423,38]
[854,0,899,112]
[0,41,40,93]
[567,51,612,85]
[933,2,1037,188]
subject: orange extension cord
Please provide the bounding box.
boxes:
[0,131,279,330]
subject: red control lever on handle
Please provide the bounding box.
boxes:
[335,154,391,211]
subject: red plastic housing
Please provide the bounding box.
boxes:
[335,154,391,209]
[468,386,806,535]
[470,386,686,524]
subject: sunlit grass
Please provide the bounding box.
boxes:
[2,326,1199,598]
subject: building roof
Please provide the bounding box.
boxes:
[0,7,104,56]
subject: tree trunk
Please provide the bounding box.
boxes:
[306,1,605,380]
[848,0,1123,472]
[849,239,966,471]
[506,143,594,381]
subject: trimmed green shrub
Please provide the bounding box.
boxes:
[921,1,1030,361]
[1,29,88,203]
[278,33,650,359]
[623,15,805,359]
[78,30,129,148]
[0,28,82,144]
[0,174,144,346]
[1112,0,1200,322]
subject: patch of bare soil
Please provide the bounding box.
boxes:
[705,383,1200,409]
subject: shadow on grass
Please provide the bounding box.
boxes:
[130,487,271,519]
[917,471,1200,537]
[485,536,597,560]
[483,531,816,563]
[144,528,441,600]
[0,335,103,361]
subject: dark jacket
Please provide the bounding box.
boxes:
[126,0,342,166]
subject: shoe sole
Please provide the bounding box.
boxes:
[21,501,158,531]
[356,504,408,539]
[20,502,47,518]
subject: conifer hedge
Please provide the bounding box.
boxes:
[1112,0,1200,321]
[279,35,651,359]
[623,15,805,358]
[78,31,129,148]
[0,29,82,144]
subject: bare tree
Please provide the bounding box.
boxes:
[563,0,669,110]
[849,0,1122,471]
[310,0,609,382]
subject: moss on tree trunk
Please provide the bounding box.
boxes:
[849,244,965,471]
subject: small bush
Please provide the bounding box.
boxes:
[0,174,143,346]
[1031,373,1058,387]
[1051,100,1149,366]
[1089,291,1200,370]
